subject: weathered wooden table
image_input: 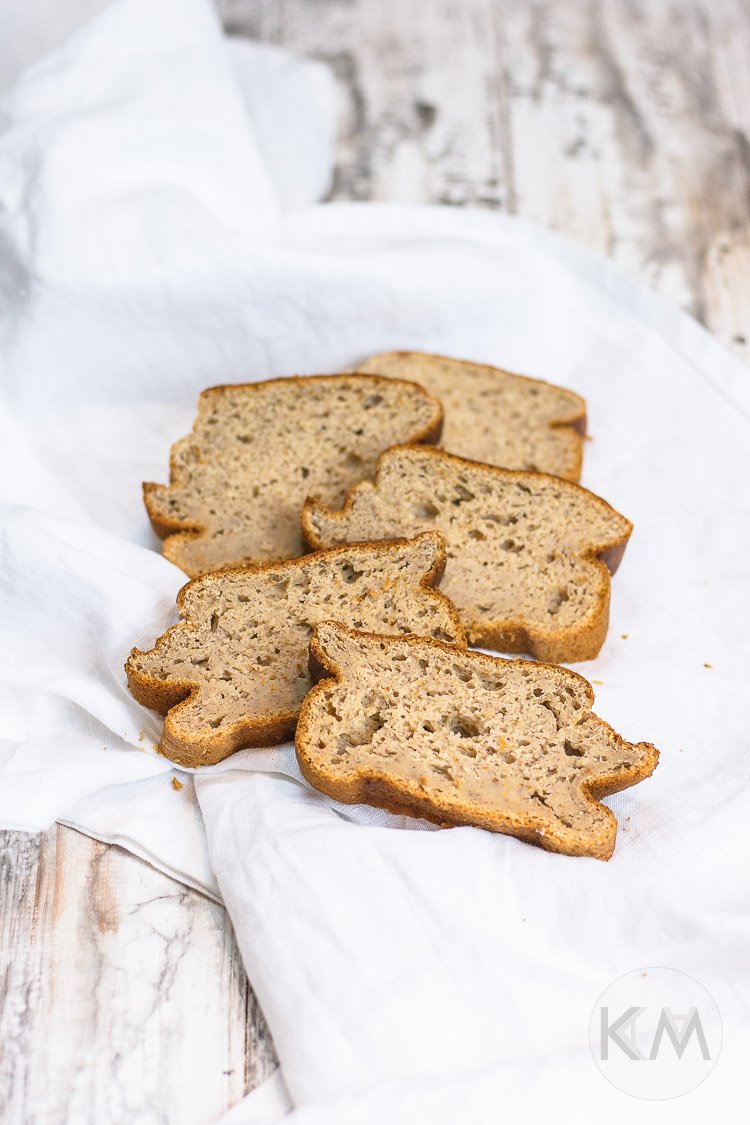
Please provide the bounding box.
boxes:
[2,1,748,1120]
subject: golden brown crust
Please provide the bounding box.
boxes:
[143,374,444,568]
[355,350,588,482]
[125,533,466,768]
[300,444,632,663]
[461,558,611,663]
[142,482,197,541]
[297,626,659,860]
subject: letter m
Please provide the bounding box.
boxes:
[649,1008,711,1061]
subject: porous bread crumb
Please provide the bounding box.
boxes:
[126,533,464,767]
[356,351,585,480]
[171,777,183,791]
[297,623,659,860]
[303,444,632,663]
[144,374,443,576]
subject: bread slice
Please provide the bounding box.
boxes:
[144,374,443,577]
[302,445,631,663]
[356,351,586,481]
[297,623,658,859]
[126,532,464,767]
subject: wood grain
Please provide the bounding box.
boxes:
[3,1,749,1121]
[0,827,276,1124]
[219,0,750,364]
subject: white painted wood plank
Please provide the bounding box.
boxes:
[218,0,750,364]
[222,0,512,207]
[0,827,276,1124]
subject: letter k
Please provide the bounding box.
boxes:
[601,1006,647,1060]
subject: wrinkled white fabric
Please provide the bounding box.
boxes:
[0,1,747,1121]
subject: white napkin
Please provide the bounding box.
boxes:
[1,0,748,1120]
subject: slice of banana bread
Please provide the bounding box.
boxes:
[126,532,464,767]
[296,623,658,860]
[144,374,443,577]
[302,445,631,663]
[357,351,586,480]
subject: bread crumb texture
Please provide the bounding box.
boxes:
[357,351,586,480]
[297,623,659,860]
[126,534,464,767]
[144,374,443,576]
[303,445,631,662]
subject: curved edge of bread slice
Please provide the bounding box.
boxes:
[143,373,444,576]
[356,350,587,481]
[301,444,632,664]
[297,622,659,859]
[126,532,465,768]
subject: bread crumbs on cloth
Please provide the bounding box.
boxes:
[171,776,183,792]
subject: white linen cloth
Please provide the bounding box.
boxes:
[0,0,748,1120]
